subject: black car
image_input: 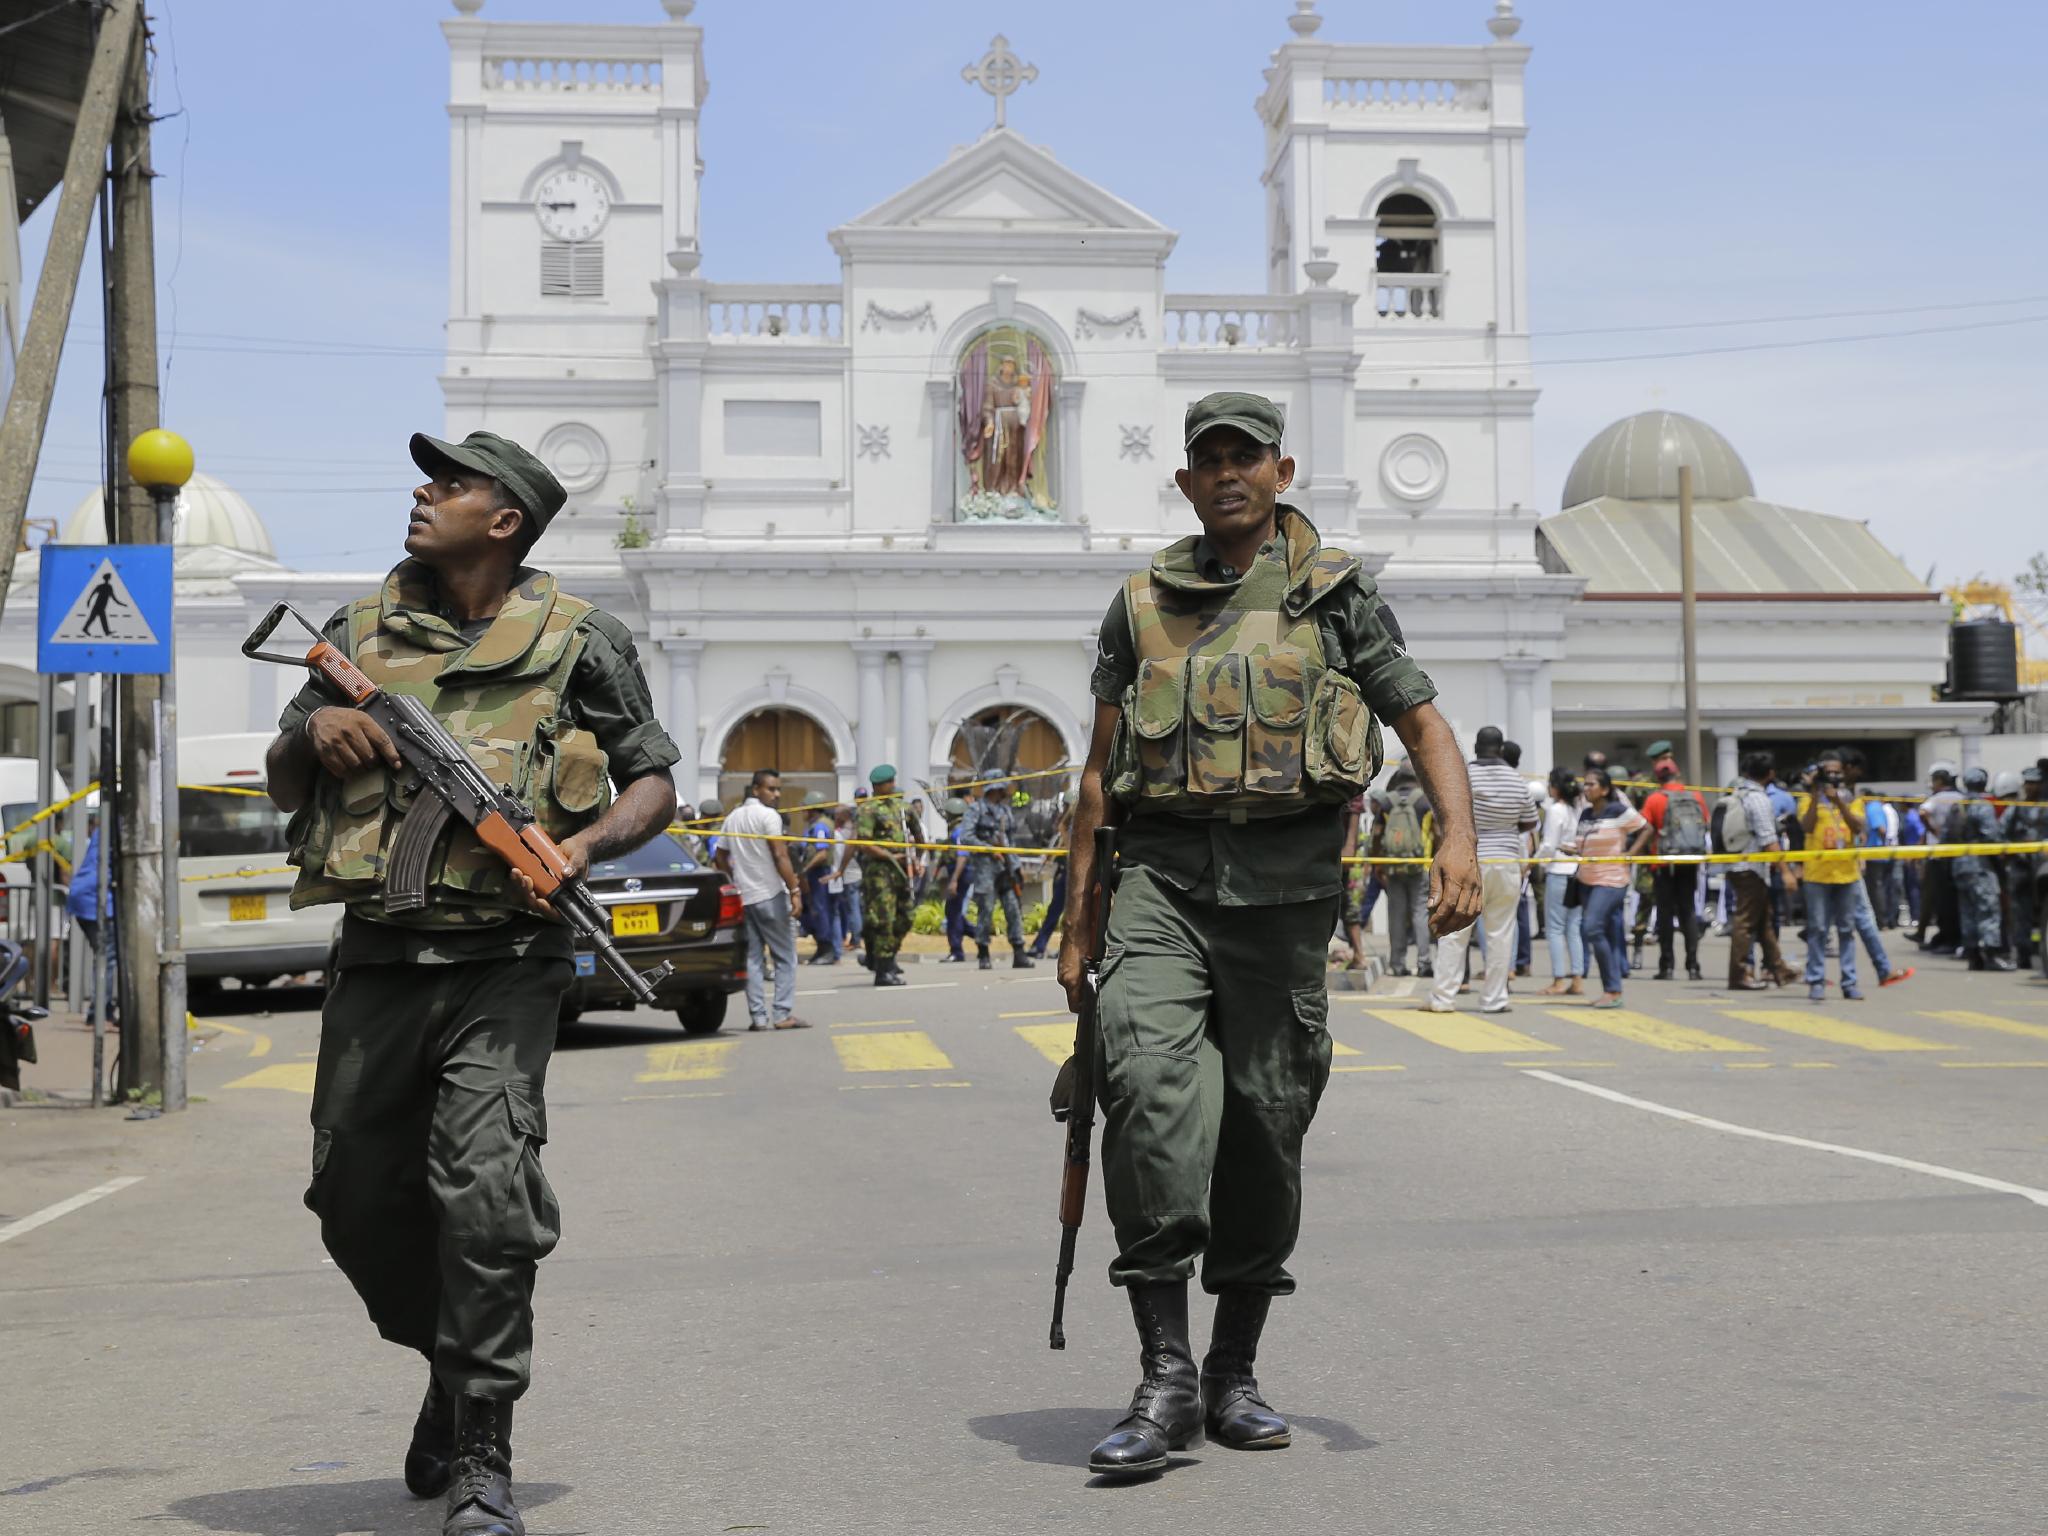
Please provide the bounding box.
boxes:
[562,832,746,1034]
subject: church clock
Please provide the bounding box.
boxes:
[533,168,611,243]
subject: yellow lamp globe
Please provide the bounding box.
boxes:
[126,429,195,493]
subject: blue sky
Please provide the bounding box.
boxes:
[19,0,2046,582]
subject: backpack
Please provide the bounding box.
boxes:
[1382,788,1427,859]
[1717,795,1753,855]
[1709,797,1731,856]
[1660,790,1709,856]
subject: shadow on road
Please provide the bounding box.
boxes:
[556,1016,687,1052]
[967,1406,1377,1470]
[162,1477,570,1534]
[191,982,328,1017]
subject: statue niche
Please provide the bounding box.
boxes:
[955,325,1057,522]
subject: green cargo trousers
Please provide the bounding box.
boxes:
[1094,864,1335,1294]
[306,957,569,1401]
[862,860,914,967]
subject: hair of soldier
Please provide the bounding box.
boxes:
[1740,748,1775,781]
[749,767,780,792]
[1473,725,1505,759]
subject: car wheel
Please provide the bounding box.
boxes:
[188,977,226,1009]
[676,990,728,1036]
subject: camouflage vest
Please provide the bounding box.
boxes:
[1106,507,1378,819]
[286,562,613,923]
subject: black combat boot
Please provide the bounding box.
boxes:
[444,1397,521,1535]
[1202,1290,1291,1449]
[404,1371,456,1498]
[1983,949,2017,972]
[874,964,908,987]
[1012,949,1035,970]
[977,945,993,971]
[1089,1282,1203,1478]
[1966,947,1986,971]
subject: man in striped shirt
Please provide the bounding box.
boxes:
[1425,726,1538,1013]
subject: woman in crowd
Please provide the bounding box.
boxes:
[1570,767,1654,1009]
[1537,769,1585,995]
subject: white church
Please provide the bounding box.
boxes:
[2,0,1994,804]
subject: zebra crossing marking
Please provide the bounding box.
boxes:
[833,1030,956,1072]
[637,1041,737,1083]
[1361,1007,1558,1054]
[1919,1010,2048,1045]
[1549,1007,1762,1053]
[1718,1009,1949,1053]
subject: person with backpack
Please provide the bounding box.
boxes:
[1721,751,1799,990]
[1370,764,1433,976]
[1640,741,1710,981]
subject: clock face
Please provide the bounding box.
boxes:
[534,169,610,242]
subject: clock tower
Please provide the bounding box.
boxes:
[439,1,707,556]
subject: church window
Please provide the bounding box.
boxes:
[1373,194,1438,275]
[953,325,1058,523]
[540,240,604,298]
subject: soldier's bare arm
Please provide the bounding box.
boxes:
[511,768,675,916]
[1058,699,1123,1013]
[1390,700,1481,938]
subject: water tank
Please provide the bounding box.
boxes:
[1949,619,2021,700]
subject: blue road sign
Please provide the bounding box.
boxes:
[38,544,174,675]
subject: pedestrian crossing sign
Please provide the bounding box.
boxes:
[37,544,174,674]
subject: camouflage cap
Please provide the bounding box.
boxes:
[1184,391,1285,452]
[410,430,568,536]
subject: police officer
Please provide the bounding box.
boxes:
[957,780,1035,970]
[265,431,680,1536]
[848,765,915,987]
[2007,766,2048,971]
[936,796,973,963]
[1060,392,1481,1477]
[1952,765,2014,971]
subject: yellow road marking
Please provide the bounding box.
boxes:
[1790,1062,1838,1069]
[200,1017,272,1058]
[833,1030,955,1072]
[1331,1064,1405,1073]
[636,1041,738,1083]
[222,1063,316,1094]
[1362,1007,1557,1054]
[1940,1061,2048,1070]
[1330,1037,1363,1057]
[1718,1009,1949,1052]
[839,1080,973,1091]
[830,1018,917,1029]
[1725,1062,1774,1069]
[1015,1023,1073,1066]
[1548,1007,1762,1053]
[1919,1010,2048,1045]
[1000,1009,1067,1019]
[1506,1059,1615,1067]
[623,1091,728,1100]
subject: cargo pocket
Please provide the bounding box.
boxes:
[1289,984,1334,1123]
[1105,710,1140,804]
[322,764,391,879]
[1131,660,1188,802]
[1089,944,1131,1108]
[1187,652,1247,796]
[548,726,610,819]
[303,1128,334,1216]
[502,1083,562,1262]
[1245,651,1310,796]
[1307,672,1370,790]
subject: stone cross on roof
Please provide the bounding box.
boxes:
[962,34,1037,130]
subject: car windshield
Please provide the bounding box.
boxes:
[589,832,702,881]
[180,785,291,859]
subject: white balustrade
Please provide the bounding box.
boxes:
[1162,297,1301,350]
[483,57,662,92]
[1325,76,1487,111]
[1373,272,1445,320]
[704,286,846,343]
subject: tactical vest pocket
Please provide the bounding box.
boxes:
[547,727,611,819]
[1306,672,1371,790]
[1132,660,1187,800]
[1187,653,1246,796]
[1245,651,1312,796]
[1105,711,1140,803]
[318,765,391,880]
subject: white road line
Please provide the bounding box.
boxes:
[0,1176,146,1246]
[1524,1071,2048,1208]
[796,982,959,996]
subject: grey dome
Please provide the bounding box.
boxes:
[1561,411,1756,508]
[63,471,276,557]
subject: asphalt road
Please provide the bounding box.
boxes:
[4,935,2046,1535]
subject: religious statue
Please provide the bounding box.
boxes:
[956,326,1057,521]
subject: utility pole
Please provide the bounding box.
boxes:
[108,11,164,1099]
[1678,463,1703,788]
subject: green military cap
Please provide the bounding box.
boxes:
[1645,739,1675,759]
[410,430,568,535]
[869,764,897,786]
[1184,391,1285,451]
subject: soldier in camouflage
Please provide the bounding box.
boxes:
[265,431,680,1536]
[1060,392,1481,1479]
[1953,766,2014,970]
[846,764,915,987]
[956,780,1034,970]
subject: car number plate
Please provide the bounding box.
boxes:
[228,893,267,922]
[610,903,660,938]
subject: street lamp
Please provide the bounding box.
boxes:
[127,428,192,1113]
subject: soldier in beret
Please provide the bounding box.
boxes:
[265,431,681,1535]
[1062,392,1481,1477]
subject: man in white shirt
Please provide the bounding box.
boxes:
[716,769,810,1030]
[1424,727,1539,1014]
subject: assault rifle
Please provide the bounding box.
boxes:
[244,602,674,1007]
[1048,824,1117,1350]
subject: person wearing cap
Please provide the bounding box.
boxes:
[265,429,682,1536]
[844,765,914,986]
[1913,763,1964,952]
[2004,767,2047,970]
[1951,765,2014,970]
[933,796,973,963]
[1061,390,1480,1477]
[956,779,1035,971]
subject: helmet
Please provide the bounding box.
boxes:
[697,797,724,818]
[943,797,968,818]
[1928,760,1957,781]
[1993,770,2021,798]
[1962,766,1989,793]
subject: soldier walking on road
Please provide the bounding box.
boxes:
[957,780,1035,970]
[264,431,681,1536]
[846,765,915,987]
[1953,766,2014,971]
[1059,392,1481,1478]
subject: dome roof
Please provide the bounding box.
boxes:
[1561,410,1756,508]
[62,471,276,558]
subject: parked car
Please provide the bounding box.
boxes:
[179,733,332,998]
[563,831,746,1034]
[0,756,71,940]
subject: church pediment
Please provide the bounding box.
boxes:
[831,129,1176,259]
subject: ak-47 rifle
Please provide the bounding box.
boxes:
[243,602,674,1007]
[1048,824,1117,1350]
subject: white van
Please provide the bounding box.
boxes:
[0,756,71,940]
[180,733,330,995]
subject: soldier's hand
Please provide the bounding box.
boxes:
[1428,835,1482,939]
[512,832,591,920]
[305,706,403,778]
[1057,941,1089,1015]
